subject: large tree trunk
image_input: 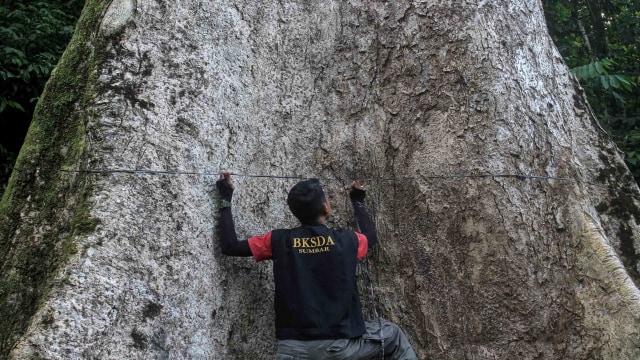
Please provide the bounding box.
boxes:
[2,0,640,358]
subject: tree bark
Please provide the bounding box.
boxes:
[2,0,640,359]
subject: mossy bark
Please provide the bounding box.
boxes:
[0,0,108,357]
[2,1,640,359]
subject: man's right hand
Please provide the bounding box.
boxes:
[216,171,234,201]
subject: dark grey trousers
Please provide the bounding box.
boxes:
[275,318,418,360]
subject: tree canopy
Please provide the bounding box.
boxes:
[544,0,640,177]
[0,0,83,193]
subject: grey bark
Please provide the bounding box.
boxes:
[2,0,640,359]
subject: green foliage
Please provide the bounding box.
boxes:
[570,59,636,107]
[0,1,79,113]
[0,1,83,197]
[571,59,633,90]
[544,0,640,182]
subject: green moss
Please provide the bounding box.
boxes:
[0,0,110,356]
[74,210,101,234]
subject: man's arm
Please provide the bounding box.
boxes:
[216,172,253,257]
[350,181,378,249]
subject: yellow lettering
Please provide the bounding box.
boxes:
[297,246,331,254]
[294,236,337,253]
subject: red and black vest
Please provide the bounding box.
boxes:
[248,224,368,340]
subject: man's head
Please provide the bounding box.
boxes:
[287,178,331,224]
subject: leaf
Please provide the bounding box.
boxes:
[4,47,25,58]
[571,60,612,81]
[616,75,634,91]
[600,76,610,89]
[609,75,621,89]
[588,63,599,78]
[6,100,25,112]
[571,63,588,80]
[612,91,627,106]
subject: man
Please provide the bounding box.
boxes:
[216,171,417,359]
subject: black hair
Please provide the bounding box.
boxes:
[287,178,327,224]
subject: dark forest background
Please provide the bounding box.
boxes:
[0,0,638,197]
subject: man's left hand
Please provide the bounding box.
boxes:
[216,171,234,201]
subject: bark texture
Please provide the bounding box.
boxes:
[2,0,640,359]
